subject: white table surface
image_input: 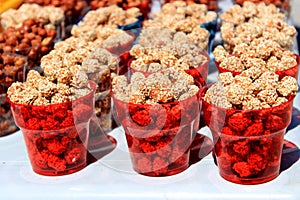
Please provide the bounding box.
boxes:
[1,0,300,199]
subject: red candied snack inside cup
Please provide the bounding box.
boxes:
[7,81,96,176]
[201,71,297,184]
[112,69,202,176]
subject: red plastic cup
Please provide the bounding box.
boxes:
[112,90,201,176]
[216,54,300,79]
[7,81,96,176]
[128,51,209,86]
[201,84,295,184]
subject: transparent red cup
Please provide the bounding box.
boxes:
[214,129,285,185]
[201,84,295,184]
[112,89,201,176]
[216,54,300,79]
[7,81,96,176]
[128,51,209,86]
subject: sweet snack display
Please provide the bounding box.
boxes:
[0,19,56,69]
[112,68,201,176]
[7,69,96,176]
[0,3,64,39]
[0,0,299,184]
[163,0,218,11]
[220,1,296,51]
[201,71,298,184]
[130,31,209,85]
[213,42,299,79]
